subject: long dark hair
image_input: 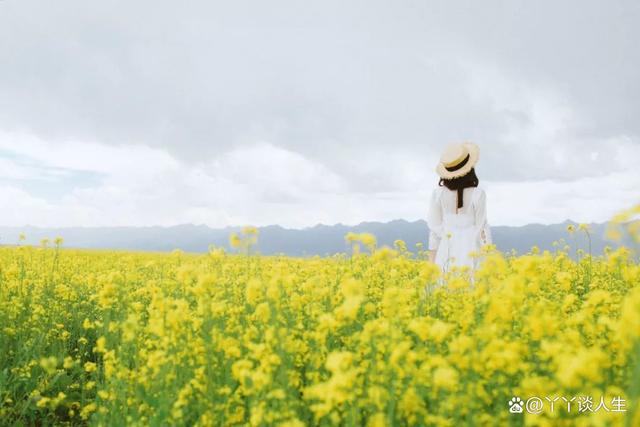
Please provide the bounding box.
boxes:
[439,168,479,209]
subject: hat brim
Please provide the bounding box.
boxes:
[435,142,479,179]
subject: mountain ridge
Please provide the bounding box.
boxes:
[0,219,626,257]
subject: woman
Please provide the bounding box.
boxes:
[427,141,492,274]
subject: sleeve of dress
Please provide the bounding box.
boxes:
[427,188,443,251]
[473,188,491,245]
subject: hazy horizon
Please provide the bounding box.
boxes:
[1,218,622,257]
[0,215,611,232]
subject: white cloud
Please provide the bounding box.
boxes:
[485,170,640,226]
[0,1,638,228]
[0,129,637,228]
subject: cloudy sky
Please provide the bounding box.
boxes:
[0,0,638,228]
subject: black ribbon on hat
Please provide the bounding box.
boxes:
[445,154,470,172]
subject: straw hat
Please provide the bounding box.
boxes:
[435,141,479,179]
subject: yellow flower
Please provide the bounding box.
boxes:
[254,302,271,323]
[39,356,58,375]
[36,397,51,408]
[325,351,353,373]
[433,365,459,390]
[229,232,242,249]
[279,419,306,427]
[408,317,430,341]
[555,347,609,388]
[246,278,263,305]
[80,403,97,420]
[429,320,454,344]
[231,359,253,385]
[63,356,75,369]
[241,225,258,235]
[93,336,107,353]
[367,412,387,427]
[344,232,376,252]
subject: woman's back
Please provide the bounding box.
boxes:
[438,186,477,216]
[428,185,491,272]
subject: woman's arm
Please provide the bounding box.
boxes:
[427,188,443,258]
[473,188,491,245]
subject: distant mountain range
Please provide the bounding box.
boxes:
[0,220,631,257]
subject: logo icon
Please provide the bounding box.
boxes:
[509,397,524,414]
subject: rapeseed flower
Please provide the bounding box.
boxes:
[1,207,638,425]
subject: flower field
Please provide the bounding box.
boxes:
[1,211,639,426]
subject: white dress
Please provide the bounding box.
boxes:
[427,186,492,273]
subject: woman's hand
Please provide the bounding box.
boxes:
[428,250,436,263]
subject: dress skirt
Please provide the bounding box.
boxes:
[434,212,482,273]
